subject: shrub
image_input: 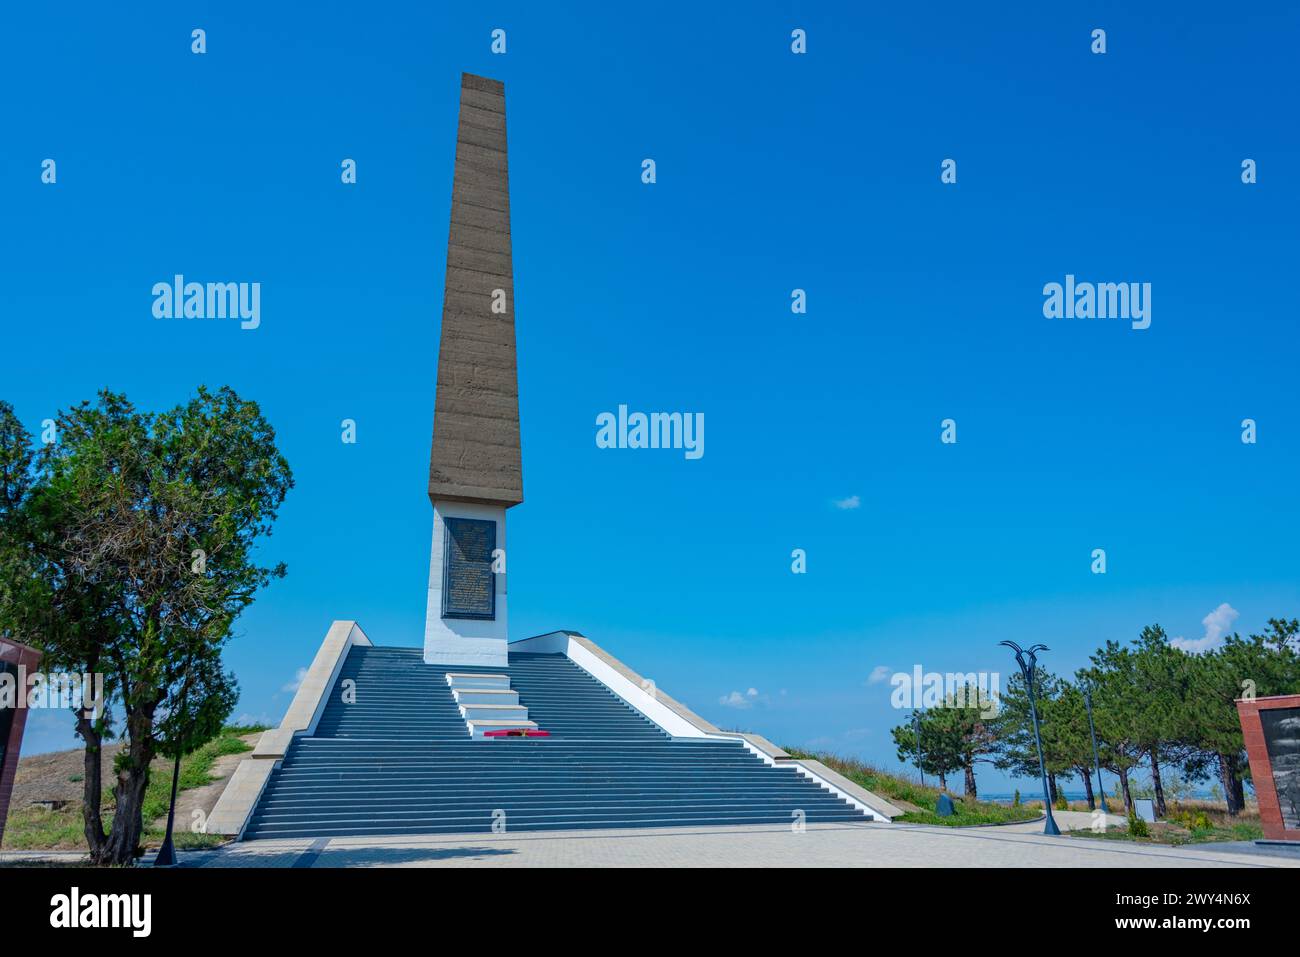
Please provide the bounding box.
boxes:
[1128,811,1150,838]
[1169,808,1213,832]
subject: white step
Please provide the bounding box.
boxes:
[445,673,510,690]
[460,703,530,722]
[452,688,520,706]
[467,719,539,740]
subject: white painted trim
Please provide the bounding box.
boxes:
[207,620,372,837]
[790,761,899,821]
[283,620,373,737]
[205,760,276,839]
[510,631,711,738]
[796,769,877,819]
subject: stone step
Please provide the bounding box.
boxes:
[240,646,872,840]
[466,719,539,739]
[459,703,530,722]
[445,672,510,690]
[452,688,520,706]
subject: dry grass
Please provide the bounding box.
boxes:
[1069,798,1263,846]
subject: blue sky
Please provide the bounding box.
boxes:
[4,2,1298,793]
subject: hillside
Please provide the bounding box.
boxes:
[1,726,264,854]
[784,749,1043,826]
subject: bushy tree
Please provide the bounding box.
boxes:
[1044,681,1098,810]
[893,686,996,797]
[0,388,291,864]
[892,709,962,791]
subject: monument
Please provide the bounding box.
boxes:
[423,73,522,668]
[207,74,897,838]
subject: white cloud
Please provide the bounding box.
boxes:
[233,712,274,728]
[1172,603,1240,654]
[719,688,760,709]
[866,665,892,685]
[833,495,861,510]
[280,667,308,694]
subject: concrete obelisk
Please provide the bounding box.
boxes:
[423,73,522,667]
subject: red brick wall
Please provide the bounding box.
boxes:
[1237,693,1300,842]
[0,640,43,848]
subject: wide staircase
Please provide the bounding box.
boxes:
[243,646,869,839]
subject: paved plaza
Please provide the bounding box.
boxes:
[168,820,1300,869]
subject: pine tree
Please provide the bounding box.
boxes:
[1183,623,1300,815]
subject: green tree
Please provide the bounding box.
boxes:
[939,687,998,799]
[991,668,1081,806]
[0,399,124,854]
[0,400,35,613]
[0,388,292,864]
[1044,681,1098,810]
[1130,625,1197,817]
[1081,641,1146,814]
[1183,622,1300,815]
[893,686,997,797]
[892,709,963,791]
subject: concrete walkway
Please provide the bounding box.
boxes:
[178,821,1300,869]
[996,809,1128,833]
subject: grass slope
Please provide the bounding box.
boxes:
[785,749,1042,826]
[2,725,266,853]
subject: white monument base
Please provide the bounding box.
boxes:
[425,635,507,668]
[423,500,509,667]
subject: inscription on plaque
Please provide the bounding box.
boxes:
[441,517,497,620]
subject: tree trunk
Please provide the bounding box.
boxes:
[75,714,108,863]
[1118,766,1133,814]
[938,770,947,791]
[1218,752,1241,816]
[1047,773,1058,805]
[1232,769,1246,814]
[100,704,156,865]
[963,762,977,798]
[1079,765,1095,811]
[1150,747,1167,817]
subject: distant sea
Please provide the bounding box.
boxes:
[981,789,1226,805]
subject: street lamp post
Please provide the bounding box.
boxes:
[153,750,184,866]
[999,640,1060,836]
[1082,682,1110,814]
[913,710,925,788]
[154,655,197,868]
